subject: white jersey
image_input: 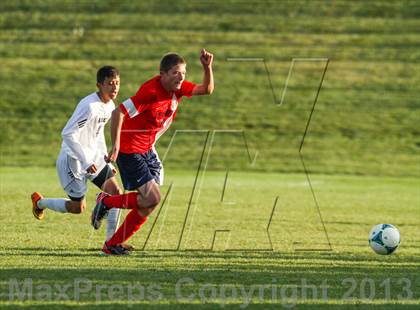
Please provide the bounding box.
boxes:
[59,92,115,179]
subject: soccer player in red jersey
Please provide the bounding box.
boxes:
[91,49,214,255]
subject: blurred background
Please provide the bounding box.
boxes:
[0,0,418,177]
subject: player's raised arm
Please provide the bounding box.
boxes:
[106,106,125,163]
[192,49,214,96]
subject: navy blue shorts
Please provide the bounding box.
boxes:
[117,151,162,191]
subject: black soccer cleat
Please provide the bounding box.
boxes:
[101,243,130,256]
[121,243,135,251]
[91,192,109,230]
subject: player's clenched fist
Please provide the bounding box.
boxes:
[200,49,213,68]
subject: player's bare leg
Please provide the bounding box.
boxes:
[32,177,121,217]
[135,179,161,217]
[102,176,122,196]
[65,199,86,214]
[31,192,75,218]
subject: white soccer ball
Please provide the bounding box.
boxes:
[368,224,400,255]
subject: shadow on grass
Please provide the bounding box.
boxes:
[1,247,419,264]
[0,263,418,307]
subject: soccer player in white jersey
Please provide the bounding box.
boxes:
[31,66,126,246]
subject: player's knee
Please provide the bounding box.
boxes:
[136,191,160,209]
[109,186,122,195]
[103,179,122,195]
[110,182,123,195]
[146,191,160,208]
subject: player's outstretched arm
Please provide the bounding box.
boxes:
[106,107,124,163]
[192,49,214,96]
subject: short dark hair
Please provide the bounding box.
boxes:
[97,66,119,84]
[160,53,186,72]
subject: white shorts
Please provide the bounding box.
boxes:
[56,151,108,199]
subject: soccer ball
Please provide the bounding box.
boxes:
[369,224,400,255]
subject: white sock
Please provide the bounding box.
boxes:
[106,208,121,241]
[37,198,69,213]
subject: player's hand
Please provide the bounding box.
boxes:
[105,146,119,163]
[86,164,97,174]
[200,49,213,68]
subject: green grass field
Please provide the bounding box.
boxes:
[0,0,419,309]
[0,0,419,176]
[0,167,419,309]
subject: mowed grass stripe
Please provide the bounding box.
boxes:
[0,12,419,34]
[1,30,419,48]
[1,42,419,62]
[0,59,418,92]
[0,0,418,18]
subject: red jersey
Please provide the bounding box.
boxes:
[119,75,196,154]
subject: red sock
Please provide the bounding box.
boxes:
[104,192,138,209]
[107,209,147,246]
